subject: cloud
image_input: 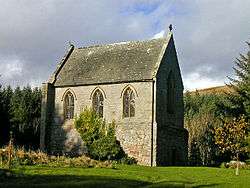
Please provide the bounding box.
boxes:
[152,30,165,39]
[0,56,24,86]
[183,72,224,91]
[0,58,23,79]
[0,0,249,89]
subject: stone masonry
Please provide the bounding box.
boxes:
[40,32,188,166]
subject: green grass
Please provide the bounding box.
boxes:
[1,165,250,187]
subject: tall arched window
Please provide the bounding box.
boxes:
[92,89,104,117]
[64,91,74,119]
[123,87,135,117]
[167,71,175,114]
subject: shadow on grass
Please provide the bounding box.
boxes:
[2,174,147,188]
[144,181,220,188]
[0,172,220,188]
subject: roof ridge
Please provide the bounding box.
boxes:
[152,32,173,78]
[77,37,165,50]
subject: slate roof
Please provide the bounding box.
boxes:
[52,34,171,86]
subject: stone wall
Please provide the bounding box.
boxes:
[155,37,188,166]
[40,83,55,152]
[50,81,154,165]
[156,127,188,166]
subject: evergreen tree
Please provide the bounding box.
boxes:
[0,85,13,146]
[227,42,250,119]
[9,86,42,149]
[226,41,250,159]
[0,82,42,148]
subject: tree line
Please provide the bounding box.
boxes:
[185,42,249,166]
[0,86,41,149]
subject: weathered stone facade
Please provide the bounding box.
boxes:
[40,32,188,166]
[155,36,188,165]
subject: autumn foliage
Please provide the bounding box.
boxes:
[214,116,248,159]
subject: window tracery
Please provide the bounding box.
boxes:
[92,89,104,117]
[64,91,74,119]
[123,87,135,117]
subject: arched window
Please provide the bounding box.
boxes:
[167,71,175,114]
[92,89,104,117]
[123,87,135,117]
[64,91,74,119]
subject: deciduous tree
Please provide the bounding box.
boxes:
[214,116,248,175]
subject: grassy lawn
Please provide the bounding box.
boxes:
[0,165,249,188]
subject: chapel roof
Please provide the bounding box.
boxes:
[52,33,172,86]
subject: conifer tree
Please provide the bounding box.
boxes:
[227,42,250,159]
[0,85,13,146]
[10,86,41,149]
[227,42,250,119]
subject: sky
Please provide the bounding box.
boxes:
[0,0,249,91]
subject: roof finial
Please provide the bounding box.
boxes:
[68,41,74,47]
[169,24,173,32]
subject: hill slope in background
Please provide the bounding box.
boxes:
[186,85,233,95]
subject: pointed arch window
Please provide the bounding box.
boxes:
[64,91,74,119]
[123,87,135,118]
[92,89,104,117]
[167,71,175,114]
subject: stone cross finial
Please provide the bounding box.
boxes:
[169,24,173,32]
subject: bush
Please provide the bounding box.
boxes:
[75,108,104,147]
[75,108,127,161]
[90,133,122,160]
[118,156,137,165]
[13,149,49,165]
[48,155,112,168]
[0,147,112,168]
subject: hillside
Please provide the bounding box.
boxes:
[186,85,233,95]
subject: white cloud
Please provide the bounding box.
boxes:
[152,30,165,39]
[0,57,24,86]
[183,72,224,91]
[0,58,23,79]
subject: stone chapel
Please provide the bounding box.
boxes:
[40,31,188,166]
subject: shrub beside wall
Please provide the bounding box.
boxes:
[0,147,112,168]
[75,108,130,161]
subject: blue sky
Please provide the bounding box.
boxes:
[0,0,249,90]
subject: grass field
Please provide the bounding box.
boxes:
[0,165,249,188]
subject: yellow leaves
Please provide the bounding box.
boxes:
[214,115,248,154]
